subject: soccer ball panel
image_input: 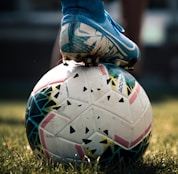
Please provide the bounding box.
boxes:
[82,132,114,158]
[67,70,91,103]
[93,106,132,147]
[55,98,90,120]
[58,107,96,144]
[39,112,70,135]
[95,91,131,123]
[33,63,75,93]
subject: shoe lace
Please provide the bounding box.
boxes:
[104,10,125,33]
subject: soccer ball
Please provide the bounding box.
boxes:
[25,62,153,164]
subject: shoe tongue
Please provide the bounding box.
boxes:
[105,10,125,33]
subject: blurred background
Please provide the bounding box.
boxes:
[0,0,178,100]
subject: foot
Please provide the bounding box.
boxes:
[60,9,141,68]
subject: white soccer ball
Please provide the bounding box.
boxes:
[25,62,153,164]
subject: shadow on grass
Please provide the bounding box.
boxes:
[102,159,174,174]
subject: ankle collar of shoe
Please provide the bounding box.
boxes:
[63,8,105,23]
[63,8,90,17]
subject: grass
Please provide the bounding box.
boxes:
[0,99,178,174]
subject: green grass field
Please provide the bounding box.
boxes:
[0,98,178,174]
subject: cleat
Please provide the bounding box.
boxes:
[60,8,141,67]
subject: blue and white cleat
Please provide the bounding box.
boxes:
[60,9,141,68]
